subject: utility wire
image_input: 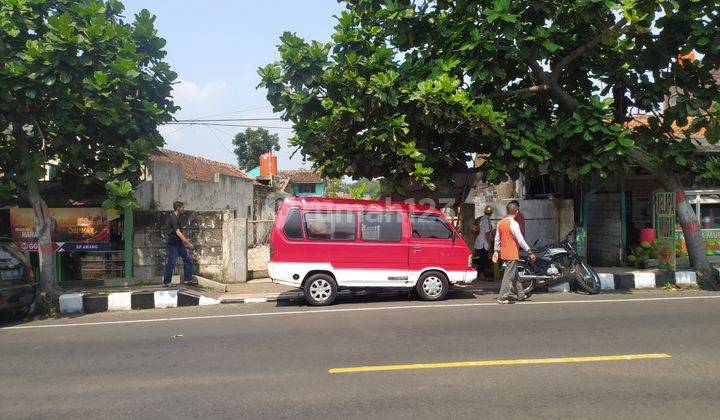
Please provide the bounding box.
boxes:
[206,124,235,155]
[174,117,283,122]
[166,122,293,130]
[188,105,273,120]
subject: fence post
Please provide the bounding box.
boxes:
[222,217,248,283]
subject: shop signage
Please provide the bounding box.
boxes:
[9,208,113,252]
[674,228,720,257]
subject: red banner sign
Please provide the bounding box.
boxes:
[10,208,113,252]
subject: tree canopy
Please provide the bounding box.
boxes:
[259,0,720,190]
[1,0,177,207]
[232,127,281,171]
[260,0,720,288]
[0,0,177,302]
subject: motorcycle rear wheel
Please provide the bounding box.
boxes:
[515,262,536,295]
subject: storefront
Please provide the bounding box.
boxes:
[674,189,720,258]
[6,207,132,282]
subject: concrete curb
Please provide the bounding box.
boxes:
[58,288,221,314]
[58,271,699,313]
[597,271,697,291]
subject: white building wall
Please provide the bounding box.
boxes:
[136,161,254,215]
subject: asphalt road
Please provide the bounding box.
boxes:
[2,290,720,419]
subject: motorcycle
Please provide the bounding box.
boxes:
[515,229,602,295]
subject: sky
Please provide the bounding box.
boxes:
[121,0,344,170]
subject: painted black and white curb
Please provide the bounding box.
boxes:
[59,290,220,314]
[597,271,698,291]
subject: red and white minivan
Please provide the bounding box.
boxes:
[268,197,476,306]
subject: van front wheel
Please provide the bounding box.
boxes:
[416,271,449,301]
[303,273,338,306]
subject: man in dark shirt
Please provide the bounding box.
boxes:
[163,201,195,287]
[509,200,526,237]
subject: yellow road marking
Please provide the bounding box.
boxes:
[329,353,671,374]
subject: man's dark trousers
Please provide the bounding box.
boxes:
[163,244,193,284]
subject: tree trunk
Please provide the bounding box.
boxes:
[627,149,718,289]
[14,123,61,312]
[28,177,59,308]
[671,187,717,289]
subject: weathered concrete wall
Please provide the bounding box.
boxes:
[253,184,288,220]
[138,160,254,215]
[586,193,623,266]
[222,218,247,283]
[484,199,575,247]
[132,210,232,281]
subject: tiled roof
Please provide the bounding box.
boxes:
[625,115,706,140]
[277,169,323,184]
[150,149,252,182]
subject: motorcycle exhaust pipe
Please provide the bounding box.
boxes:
[519,275,555,280]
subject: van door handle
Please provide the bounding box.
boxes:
[412,246,422,252]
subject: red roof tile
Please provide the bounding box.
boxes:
[277,169,323,184]
[625,115,706,139]
[150,149,252,182]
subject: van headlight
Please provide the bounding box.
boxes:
[468,254,473,268]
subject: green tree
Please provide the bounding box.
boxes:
[260,0,720,289]
[1,0,177,306]
[325,178,346,197]
[347,178,381,199]
[232,127,281,171]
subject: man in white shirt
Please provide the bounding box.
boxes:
[492,202,536,303]
[472,205,493,280]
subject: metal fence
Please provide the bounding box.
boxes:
[247,219,273,273]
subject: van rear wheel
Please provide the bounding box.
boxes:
[303,273,338,306]
[416,271,449,301]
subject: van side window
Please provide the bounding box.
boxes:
[410,214,453,239]
[304,212,357,241]
[283,209,303,239]
[361,212,402,242]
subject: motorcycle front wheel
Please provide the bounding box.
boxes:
[575,261,602,294]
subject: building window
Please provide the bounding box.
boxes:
[283,209,303,239]
[304,212,356,240]
[700,203,720,229]
[298,184,316,194]
[410,214,453,239]
[361,212,402,242]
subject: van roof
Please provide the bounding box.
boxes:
[282,196,443,214]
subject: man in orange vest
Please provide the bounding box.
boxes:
[492,201,536,304]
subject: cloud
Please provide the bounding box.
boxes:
[170,79,230,118]
[157,79,307,170]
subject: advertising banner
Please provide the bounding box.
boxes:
[674,228,720,257]
[9,208,115,252]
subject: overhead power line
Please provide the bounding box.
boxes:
[165,122,293,130]
[189,105,272,120]
[173,117,283,122]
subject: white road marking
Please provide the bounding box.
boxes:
[4,294,720,331]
